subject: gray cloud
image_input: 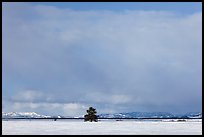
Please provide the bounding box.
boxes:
[2,3,202,115]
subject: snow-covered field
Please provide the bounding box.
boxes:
[2,120,202,135]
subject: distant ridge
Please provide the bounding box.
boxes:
[2,112,202,119]
[2,112,51,118]
[98,112,202,119]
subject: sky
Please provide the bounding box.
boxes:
[2,2,202,116]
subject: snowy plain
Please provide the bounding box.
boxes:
[2,120,202,135]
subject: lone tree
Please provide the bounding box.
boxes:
[84,107,98,122]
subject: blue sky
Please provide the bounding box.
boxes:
[2,2,202,116]
[30,2,202,14]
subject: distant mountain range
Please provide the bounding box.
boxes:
[2,112,202,119]
[2,112,51,118]
[98,112,202,119]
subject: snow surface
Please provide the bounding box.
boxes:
[2,120,202,135]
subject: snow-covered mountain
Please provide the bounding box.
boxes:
[2,112,51,118]
[183,112,202,119]
[2,112,202,119]
[99,112,175,118]
[98,112,202,119]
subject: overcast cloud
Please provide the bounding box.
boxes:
[2,3,202,116]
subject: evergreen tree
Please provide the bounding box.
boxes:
[84,107,98,122]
